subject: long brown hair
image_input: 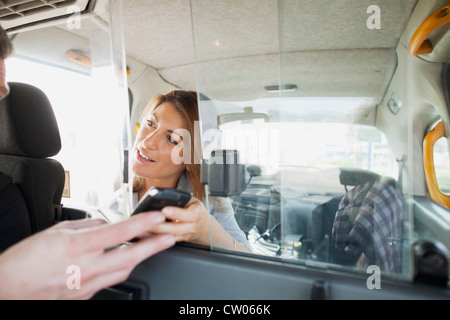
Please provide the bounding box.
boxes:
[133,90,205,200]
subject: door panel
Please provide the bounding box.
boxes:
[119,245,450,300]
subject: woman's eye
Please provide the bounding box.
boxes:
[146,120,156,128]
[167,135,179,145]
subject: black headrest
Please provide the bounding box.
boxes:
[0,82,61,158]
[339,167,380,187]
[339,166,396,187]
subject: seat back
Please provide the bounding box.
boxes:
[311,167,405,271]
[0,171,32,251]
[0,82,65,234]
[332,167,405,272]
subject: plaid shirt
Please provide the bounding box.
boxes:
[332,178,405,273]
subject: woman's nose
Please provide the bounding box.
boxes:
[141,129,160,149]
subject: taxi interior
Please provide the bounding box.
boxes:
[1,0,450,299]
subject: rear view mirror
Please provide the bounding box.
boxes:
[217,106,269,126]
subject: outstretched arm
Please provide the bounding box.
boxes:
[0,211,174,300]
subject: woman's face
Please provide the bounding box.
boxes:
[132,101,188,188]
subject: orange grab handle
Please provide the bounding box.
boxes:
[66,49,130,78]
[408,2,450,56]
[423,121,450,208]
[66,49,91,66]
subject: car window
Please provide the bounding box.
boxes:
[217,101,397,179]
[6,57,98,207]
[200,97,404,270]
[6,55,130,218]
[434,137,450,194]
[5,3,131,221]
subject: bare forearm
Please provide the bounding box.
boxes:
[197,216,250,252]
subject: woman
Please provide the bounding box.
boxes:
[132,90,251,252]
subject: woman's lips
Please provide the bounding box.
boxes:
[137,149,155,163]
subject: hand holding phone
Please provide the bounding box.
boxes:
[132,187,192,216]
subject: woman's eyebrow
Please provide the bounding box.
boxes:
[148,113,158,122]
[150,112,183,140]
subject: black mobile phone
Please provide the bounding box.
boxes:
[132,187,192,216]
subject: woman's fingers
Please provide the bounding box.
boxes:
[161,198,204,223]
[148,220,195,241]
[148,199,210,243]
[162,207,194,223]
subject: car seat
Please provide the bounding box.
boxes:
[312,167,405,272]
[0,82,67,235]
[0,171,31,252]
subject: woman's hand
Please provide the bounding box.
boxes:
[150,197,251,252]
[149,197,211,245]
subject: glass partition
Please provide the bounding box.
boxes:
[191,0,415,279]
[5,0,421,280]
